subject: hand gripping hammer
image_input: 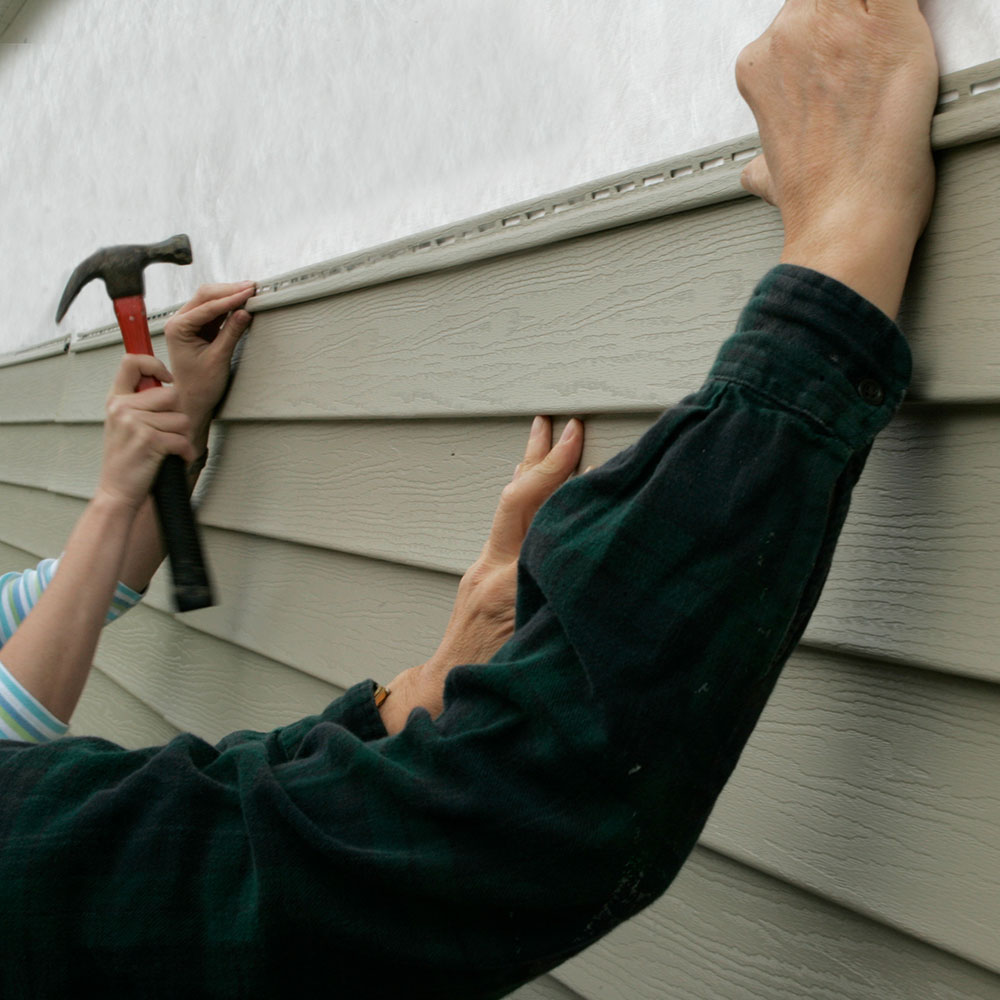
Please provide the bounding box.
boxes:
[56,234,214,612]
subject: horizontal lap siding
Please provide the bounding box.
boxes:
[0,484,456,692]
[704,647,1000,973]
[7,410,1000,684]
[555,847,1000,1000]
[0,352,66,422]
[0,108,997,999]
[218,140,1000,420]
[69,667,182,749]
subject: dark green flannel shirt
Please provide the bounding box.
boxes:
[0,265,911,998]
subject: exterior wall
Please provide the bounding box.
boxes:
[0,58,999,1000]
[1,0,999,354]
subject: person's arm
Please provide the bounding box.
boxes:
[0,356,195,724]
[0,285,254,736]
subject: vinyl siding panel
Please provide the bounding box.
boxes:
[1,63,998,998]
[69,667,182,749]
[9,409,1000,686]
[554,847,1000,1000]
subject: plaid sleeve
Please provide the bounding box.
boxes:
[0,557,142,647]
[0,266,912,998]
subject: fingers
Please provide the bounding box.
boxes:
[522,415,553,467]
[169,285,254,332]
[175,281,256,316]
[487,417,583,562]
[108,354,172,396]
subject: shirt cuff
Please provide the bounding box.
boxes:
[319,679,389,741]
[0,659,68,743]
[708,264,913,451]
[107,578,143,623]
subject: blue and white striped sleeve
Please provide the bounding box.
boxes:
[0,558,143,743]
[0,661,68,743]
[0,558,143,645]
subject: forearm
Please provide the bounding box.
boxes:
[0,490,138,722]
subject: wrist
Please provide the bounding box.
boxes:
[186,414,212,454]
[780,216,920,321]
[90,485,144,523]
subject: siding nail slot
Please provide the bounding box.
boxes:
[971,77,1000,96]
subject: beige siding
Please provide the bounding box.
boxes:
[9,412,1000,686]
[554,847,1000,1000]
[1,62,998,998]
[70,667,182,749]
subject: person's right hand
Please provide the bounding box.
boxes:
[735,0,939,318]
[98,355,196,511]
[164,282,255,452]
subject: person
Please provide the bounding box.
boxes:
[0,1,939,997]
[0,283,256,736]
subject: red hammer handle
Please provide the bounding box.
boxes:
[111,295,214,612]
[113,296,160,390]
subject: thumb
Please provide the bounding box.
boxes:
[740,153,778,206]
[214,308,253,356]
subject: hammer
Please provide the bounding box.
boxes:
[56,234,214,612]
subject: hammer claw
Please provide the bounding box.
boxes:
[55,234,192,324]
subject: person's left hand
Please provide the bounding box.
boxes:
[163,282,256,451]
[379,416,585,734]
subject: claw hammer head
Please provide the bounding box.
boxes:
[55,234,193,323]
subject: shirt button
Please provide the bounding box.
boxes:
[858,379,885,406]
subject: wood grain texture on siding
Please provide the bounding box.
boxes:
[193,411,1000,684]
[8,400,1000,686]
[142,527,456,691]
[32,131,988,427]
[0,352,66,422]
[0,422,100,493]
[68,667,181,749]
[92,602,343,743]
[0,480,458,692]
[180,138,1000,421]
[554,847,1000,1000]
[704,646,1000,974]
[56,332,169,424]
[0,483,78,556]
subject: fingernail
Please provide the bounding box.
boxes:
[559,419,579,443]
[531,416,544,435]
[239,280,255,288]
